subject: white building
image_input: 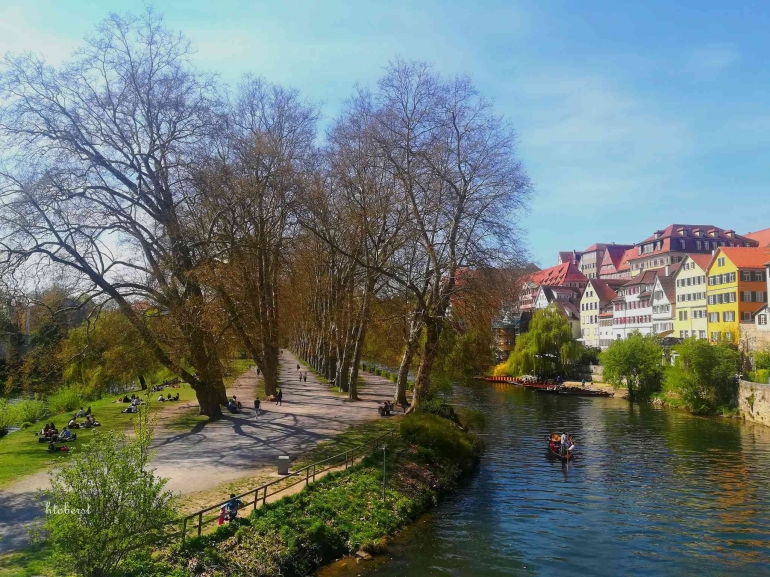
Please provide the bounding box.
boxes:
[612,270,659,340]
[651,274,676,336]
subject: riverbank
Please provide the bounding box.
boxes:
[145,411,480,577]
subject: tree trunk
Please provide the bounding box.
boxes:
[395,320,422,407]
[262,343,279,396]
[138,374,147,391]
[410,317,443,411]
[348,319,365,401]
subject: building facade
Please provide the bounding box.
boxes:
[672,254,710,340]
[628,224,758,277]
[612,270,659,340]
[579,278,621,348]
[706,247,770,343]
[651,275,676,336]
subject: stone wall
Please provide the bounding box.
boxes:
[738,380,770,427]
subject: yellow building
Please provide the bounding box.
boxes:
[706,247,770,343]
[673,254,710,340]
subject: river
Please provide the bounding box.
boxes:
[323,381,770,576]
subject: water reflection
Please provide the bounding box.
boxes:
[321,382,770,577]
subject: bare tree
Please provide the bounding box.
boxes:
[0,10,229,415]
[198,77,318,396]
[373,60,531,409]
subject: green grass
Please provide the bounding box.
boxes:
[158,412,480,577]
[0,384,197,488]
[0,542,56,577]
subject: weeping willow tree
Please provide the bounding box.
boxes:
[497,303,585,378]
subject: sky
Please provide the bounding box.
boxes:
[1,0,768,267]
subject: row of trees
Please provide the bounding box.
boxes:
[0,9,530,415]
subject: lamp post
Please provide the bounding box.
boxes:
[381,445,387,501]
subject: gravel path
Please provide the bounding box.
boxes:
[0,350,394,554]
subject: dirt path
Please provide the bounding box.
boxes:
[0,350,393,554]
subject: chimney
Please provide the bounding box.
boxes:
[664,265,670,276]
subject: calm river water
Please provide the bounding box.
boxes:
[324,382,770,576]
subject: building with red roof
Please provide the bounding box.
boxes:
[628,224,758,277]
[581,243,634,279]
[745,227,770,248]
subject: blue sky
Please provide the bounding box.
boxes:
[2,0,768,267]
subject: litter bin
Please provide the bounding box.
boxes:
[277,455,290,475]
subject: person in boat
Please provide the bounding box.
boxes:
[549,439,559,454]
[560,433,575,455]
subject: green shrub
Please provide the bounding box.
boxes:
[748,369,770,384]
[12,398,49,424]
[400,413,474,463]
[47,385,85,415]
[457,408,487,433]
[20,421,33,429]
[417,399,458,423]
[0,399,16,429]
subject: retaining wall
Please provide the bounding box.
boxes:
[738,380,770,427]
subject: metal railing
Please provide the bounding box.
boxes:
[172,429,396,543]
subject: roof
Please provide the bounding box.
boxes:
[654,275,677,303]
[638,224,758,245]
[753,305,768,319]
[708,247,770,271]
[686,253,712,272]
[617,248,636,271]
[745,228,770,248]
[623,269,661,287]
[530,262,587,287]
[585,278,618,305]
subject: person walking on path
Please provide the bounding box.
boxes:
[275,389,283,406]
[254,397,260,418]
[296,363,300,371]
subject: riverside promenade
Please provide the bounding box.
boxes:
[0,350,394,554]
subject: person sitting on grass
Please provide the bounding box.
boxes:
[59,427,76,441]
[85,415,100,427]
[231,395,242,409]
[68,416,80,429]
[122,404,137,414]
[166,393,173,401]
[227,398,239,413]
[157,394,166,402]
[48,441,69,453]
[75,407,86,418]
[172,393,179,401]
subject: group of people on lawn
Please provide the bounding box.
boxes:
[40,406,101,452]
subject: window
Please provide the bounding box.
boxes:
[760,315,768,326]
[742,312,753,322]
[711,332,721,342]
[725,331,733,341]
[709,312,720,323]
[754,271,766,282]
[742,271,751,282]
[730,272,736,283]
[699,331,706,339]
[718,256,725,267]
[696,241,702,250]
[742,291,752,302]
[723,311,736,322]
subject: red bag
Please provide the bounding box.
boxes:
[218,509,225,525]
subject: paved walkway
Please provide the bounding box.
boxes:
[0,350,394,554]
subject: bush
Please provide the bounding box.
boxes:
[601,332,663,401]
[12,398,49,424]
[41,412,176,577]
[417,399,458,423]
[456,408,486,433]
[747,369,769,384]
[0,399,16,429]
[665,339,739,414]
[400,413,475,463]
[47,385,85,415]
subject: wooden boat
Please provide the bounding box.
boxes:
[535,386,612,397]
[546,444,573,461]
[546,434,574,461]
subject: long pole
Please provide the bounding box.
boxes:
[382,446,386,501]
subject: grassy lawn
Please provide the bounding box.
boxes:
[0,384,197,489]
[0,543,55,577]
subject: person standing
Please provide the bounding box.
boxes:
[276,389,283,406]
[254,397,260,417]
